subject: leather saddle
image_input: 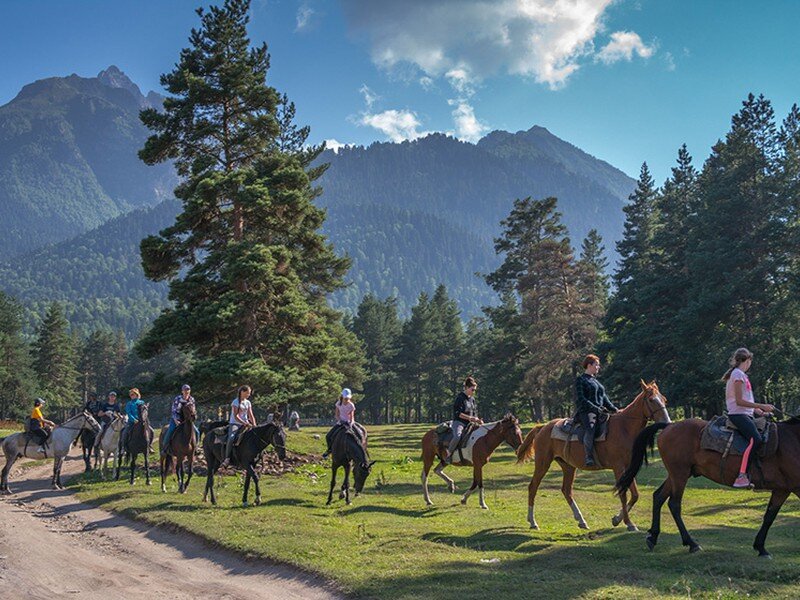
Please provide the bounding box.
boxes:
[435,420,474,450]
[700,415,778,458]
[551,413,610,443]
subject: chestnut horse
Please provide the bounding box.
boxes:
[421,413,523,509]
[616,416,800,557]
[159,402,197,493]
[516,381,670,531]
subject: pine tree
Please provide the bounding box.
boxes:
[135,0,357,406]
[394,293,436,422]
[0,292,35,419]
[33,303,80,410]
[426,285,465,421]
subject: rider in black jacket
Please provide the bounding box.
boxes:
[575,355,618,467]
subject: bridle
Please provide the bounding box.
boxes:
[254,422,286,453]
[642,390,670,422]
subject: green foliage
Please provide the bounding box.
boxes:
[32,302,80,410]
[136,0,361,409]
[0,292,35,419]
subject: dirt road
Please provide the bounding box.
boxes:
[0,452,343,599]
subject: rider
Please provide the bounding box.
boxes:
[220,385,257,468]
[29,398,55,452]
[119,388,154,455]
[723,347,775,488]
[84,392,101,418]
[447,377,482,462]
[323,388,364,457]
[575,355,618,467]
[161,384,199,457]
[93,391,122,450]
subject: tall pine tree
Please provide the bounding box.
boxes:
[33,303,80,411]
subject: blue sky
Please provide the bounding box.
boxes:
[1,0,799,183]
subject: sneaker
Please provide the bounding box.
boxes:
[584,458,596,467]
[733,474,751,488]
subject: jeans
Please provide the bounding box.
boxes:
[162,420,200,453]
[448,420,466,455]
[728,414,762,451]
[224,423,241,461]
[578,411,598,464]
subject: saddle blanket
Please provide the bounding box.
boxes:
[700,415,778,458]
[435,421,489,464]
[550,417,608,443]
[211,425,247,446]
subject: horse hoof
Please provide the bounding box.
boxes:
[611,515,622,527]
[146,481,152,486]
[426,500,433,506]
[449,485,456,493]
[161,486,167,493]
[578,522,589,530]
[758,551,772,559]
[529,522,539,530]
[627,524,639,532]
[346,500,352,506]
[689,544,702,554]
[646,536,657,551]
[254,497,261,506]
[460,498,467,505]
[480,505,489,510]
[243,502,249,508]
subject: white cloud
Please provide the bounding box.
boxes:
[359,84,379,108]
[663,51,676,72]
[595,31,655,64]
[419,76,435,90]
[449,100,489,142]
[445,66,477,97]
[295,3,314,31]
[324,139,349,153]
[341,0,654,90]
[357,109,430,142]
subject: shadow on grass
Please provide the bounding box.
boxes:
[422,527,547,553]
[262,497,317,508]
[342,503,442,518]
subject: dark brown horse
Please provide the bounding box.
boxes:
[421,413,523,509]
[116,403,153,486]
[159,402,197,493]
[516,381,670,530]
[616,416,800,557]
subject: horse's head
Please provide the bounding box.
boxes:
[636,379,671,423]
[354,458,377,494]
[83,411,101,433]
[139,403,150,424]
[501,413,524,450]
[271,422,287,460]
[182,401,197,423]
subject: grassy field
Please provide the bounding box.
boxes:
[67,424,800,599]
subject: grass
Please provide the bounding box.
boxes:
[67,424,800,599]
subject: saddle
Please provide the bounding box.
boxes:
[551,413,610,443]
[435,420,474,450]
[211,425,249,447]
[700,415,778,458]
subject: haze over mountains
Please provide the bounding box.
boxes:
[0,67,634,336]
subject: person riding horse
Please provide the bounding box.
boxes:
[29,398,55,452]
[161,384,200,457]
[84,392,101,419]
[220,385,257,468]
[323,388,365,458]
[447,377,482,463]
[93,391,122,450]
[119,388,154,456]
[575,355,619,467]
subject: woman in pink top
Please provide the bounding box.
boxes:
[723,347,775,488]
[323,388,358,457]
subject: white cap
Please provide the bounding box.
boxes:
[341,388,352,398]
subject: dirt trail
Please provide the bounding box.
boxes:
[0,451,343,599]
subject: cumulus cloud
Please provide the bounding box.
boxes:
[449,101,489,142]
[357,109,430,142]
[595,31,655,64]
[295,3,314,31]
[341,0,655,89]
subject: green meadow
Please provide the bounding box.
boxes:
[67,424,800,599]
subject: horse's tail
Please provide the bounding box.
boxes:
[516,424,545,464]
[614,422,670,496]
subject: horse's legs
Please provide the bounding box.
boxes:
[476,464,488,510]
[753,489,790,558]
[558,462,588,529]
[421,447,435,505]
[183,455,194,493]
[613,477,640,529]
[526,450,554,529]
[434,461,456,492]
[665,474,701,553]
[252,465,262,506]
[646,480,670,550]
[460,465,479,506]
[160,454,170,493]
[51,457,61,489]
[612,464,637,532]
[243,465,252,507]
[326,464,339,505]
[129,452,137,485]
[343,462,352,505]
[144,449,151,486]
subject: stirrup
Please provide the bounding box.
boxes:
[733,474,751,488]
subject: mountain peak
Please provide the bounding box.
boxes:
[97,65,143,98]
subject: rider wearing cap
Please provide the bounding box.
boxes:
[161,384,199,456]
[29,398,55,451]
[323,388,364,457]
[93,391,122,449]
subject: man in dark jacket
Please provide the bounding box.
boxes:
[575,355,618,466]
[447,376,483,462]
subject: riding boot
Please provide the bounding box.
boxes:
[582,428,596,467]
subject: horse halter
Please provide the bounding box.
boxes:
[255,423,286,452]
[643,390,670,422]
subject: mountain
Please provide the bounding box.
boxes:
[0,67,175,259]
[0,68,635,331]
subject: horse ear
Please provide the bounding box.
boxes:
[649,380,657,386]
[639,379,647,390]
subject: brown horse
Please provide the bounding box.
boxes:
[421,413,523,509]
[616,416,800,557]
[516,380,670,531]
[159,402,197,493]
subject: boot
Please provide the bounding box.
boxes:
[733,438,754,488]
[582,429,596,467]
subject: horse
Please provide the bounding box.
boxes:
[202,419,287,506]
[78,426,97,473]
[326,425,375,505]
[115,403,153,486]
[421,413,524,509]
[516,380,670,531]
[615,415,800,557]
[1,411,101,492]
[159,402,197,493]
[95,414,127,480]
